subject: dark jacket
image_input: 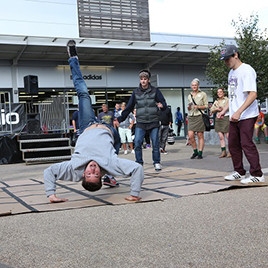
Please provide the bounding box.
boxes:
[159,106,173,126]
[117,83,167,130]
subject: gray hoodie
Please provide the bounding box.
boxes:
[44,127,144,197]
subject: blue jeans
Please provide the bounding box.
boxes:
[134,127,160,165]
[69,57,120,154]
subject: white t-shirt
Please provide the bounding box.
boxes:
[228,63,259,120]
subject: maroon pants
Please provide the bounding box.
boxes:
[228,117,262,177]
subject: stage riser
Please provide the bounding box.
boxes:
[20,138,70,150]
[18,136,72,164]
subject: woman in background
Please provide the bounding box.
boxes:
[210,88,230,158]
[187,78,208,159]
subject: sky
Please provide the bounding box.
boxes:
[0,0,268,38]
[148,0,268,37]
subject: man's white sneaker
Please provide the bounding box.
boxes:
[124,150,128,155]
[224,171,245,181]
[241,175,265,184]
[154,163,162,171]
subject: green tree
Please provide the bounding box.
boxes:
[205,41,229,99]
[206,14,268,102]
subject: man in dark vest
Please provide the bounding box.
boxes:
[115,70,167,171]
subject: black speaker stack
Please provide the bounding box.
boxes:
[24,75,39,94]
[26,113,41,134]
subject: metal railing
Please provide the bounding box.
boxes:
[0,92,13,134]
[38,95,69,133]
[0,93,70,135]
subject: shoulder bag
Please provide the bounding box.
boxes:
[191,94,211,131]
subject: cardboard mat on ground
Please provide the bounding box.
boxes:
[1,166,267,216]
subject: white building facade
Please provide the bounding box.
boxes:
[0,0,238,137]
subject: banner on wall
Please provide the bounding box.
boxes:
[0,103,26,134]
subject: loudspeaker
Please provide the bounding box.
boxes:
[26,113,41,134]
[24,75,38,94]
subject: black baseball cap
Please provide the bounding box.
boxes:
[220,45,238,60]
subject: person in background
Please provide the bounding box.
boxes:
[218,44,265,184]
[97,103,114,126]
[113,103,121,119]
[144,130,151,149]
[184,113,191,145]
[175,107,183,136]
[118,102,135,154]
[187,78,208,159]
[113,102,122,149]
[71,108,80,146]
[113,102,121,130]
[159,105,173,154]
[254,106,268,144]
[72,109,79,134]
[130,108,136,141]
[210,88,231,158]
[115,69,167,171]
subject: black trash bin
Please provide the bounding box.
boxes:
[0,135,22,164]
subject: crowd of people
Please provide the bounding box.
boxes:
[43,41,266,204]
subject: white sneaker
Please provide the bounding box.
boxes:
[131,150,135,154]
[124,150,128,155]
[241,175,265,184]
[224,171,245,181]
[154,163,162,171]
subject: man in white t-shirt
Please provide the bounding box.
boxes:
[218,45,265,184]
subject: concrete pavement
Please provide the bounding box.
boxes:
[0,138,268,268]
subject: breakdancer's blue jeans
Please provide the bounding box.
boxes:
[68,57,120,154]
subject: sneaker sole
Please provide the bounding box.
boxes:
[241,178,265,185]
[224,176,245,181]
[241,181,265,185]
